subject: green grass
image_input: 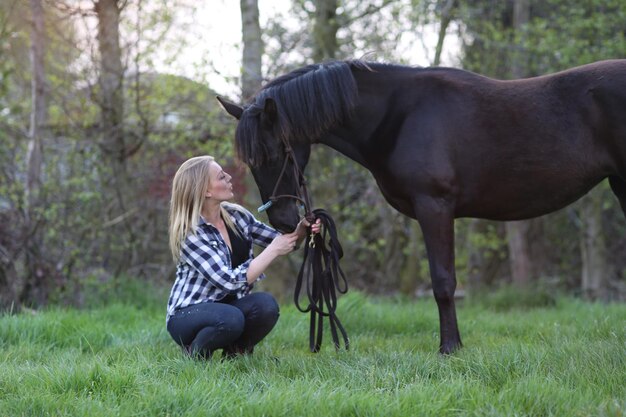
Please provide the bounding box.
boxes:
[1,291,625,417]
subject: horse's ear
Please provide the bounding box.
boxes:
[263,98,278,123]
[216,96,243,120]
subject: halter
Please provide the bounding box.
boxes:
[257,137,314,223]
[257,135,349,352]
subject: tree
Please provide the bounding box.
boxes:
[240,0,263,101]
[432,0,457,66]
[504,0,533,287]
[312,0,338,61]
[580,187,608,300]
[95,0,139,275]
[96,0,126,168]
[21,0,50,305]
[25,0,45,212]
[0,1,23,310]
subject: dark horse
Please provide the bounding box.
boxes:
[218,59,626,354]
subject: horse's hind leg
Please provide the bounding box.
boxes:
[609,176,626,218]
[414,197,462,354]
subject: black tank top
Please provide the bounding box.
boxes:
[226,224,250,268]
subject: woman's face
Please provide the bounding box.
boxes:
[206,161,234,201]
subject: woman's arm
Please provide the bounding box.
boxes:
[247,218,322,283]
[245,232,299,284]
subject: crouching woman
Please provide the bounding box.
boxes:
[166,155,318,358]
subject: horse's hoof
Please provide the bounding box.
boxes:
[439,342,463,355]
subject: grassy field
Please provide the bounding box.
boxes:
[1,289,625,417]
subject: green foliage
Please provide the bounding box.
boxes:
[460,0,626,76]
[58,272,169,310]
[521,0,626,71]
[0,1,238,307]
[1,292,625,416]
[268,1,418,71]
[468,282,559,311]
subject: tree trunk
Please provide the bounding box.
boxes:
[506,220,533,285]
[95,0,134,274]
[580,186,608,300]
[26,0,45,210]
[240,0,263,101]
[96,0,125,167]
[505,0,533,287]
[433,0,456,66]
[467,220,506,291]
[511,0,529,75]
[21,0,49,306]
[0,243,18,311]
[313,0,339,61]
[399,220,423,295]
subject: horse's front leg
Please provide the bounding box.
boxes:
[414,197,462,354]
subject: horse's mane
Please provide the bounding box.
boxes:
[236,60,369,165]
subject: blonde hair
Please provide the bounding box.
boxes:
[168,155,241,261]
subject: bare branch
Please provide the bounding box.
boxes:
[339,0,396,27]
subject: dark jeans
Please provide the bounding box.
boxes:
[166,292,279,358]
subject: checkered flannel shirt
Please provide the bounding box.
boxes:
[166,203,279,322]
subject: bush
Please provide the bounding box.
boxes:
[469,282,559,311]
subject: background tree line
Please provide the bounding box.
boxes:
[0,0,624,311]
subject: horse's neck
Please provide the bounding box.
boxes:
[319,105,391,171]
[317,131,369,168]
[318,66,406,170]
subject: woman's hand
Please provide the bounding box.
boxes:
[266,218,323,258]
[294,217,322,240]
[248,218,322,283]
[267,233,300,256]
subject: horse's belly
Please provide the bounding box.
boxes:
[456,177,601,221]
[375,154,608,221]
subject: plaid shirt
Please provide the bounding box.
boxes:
[166,203,279,322]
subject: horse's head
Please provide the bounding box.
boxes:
[217,61,360,231]
[217,95,311,233]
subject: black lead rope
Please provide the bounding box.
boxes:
[294,208,349,352]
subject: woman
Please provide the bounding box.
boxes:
[166,155,319,359]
